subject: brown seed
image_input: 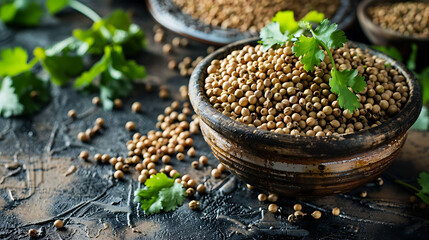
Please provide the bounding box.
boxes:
[268,203,278,213]
[332,207,340,216]
[187,147,196,157]
[159,89,169,99]
[246,184,254,190]
[92,96,101,105]
[294,210,306,218]
[114,170,124,179]
[288,214,297,223]
[176,152,185,161]
[141,169,149,176]
[170,169,180,178]
[138,174,147,183]
[186,187,195,196]
[267,193,278,202]
[68,109,77,118]
[217,163,226,172]
[79,150,89,160]
[162,155,171,163]
[109,157,118,165]
[65,165,77,176]
[77,132,89,142]
[54,219,64,229]
[191,161,199,168]
[115,162,123,170]
[168,60,177,70]
[182,174,191,182]
[189,200,199,210]
[409,195,417,203]
[101,154,110,163]
[94,153,102,162]
[95,117,104,127]
[293,204,302,211]
[196,184,206,193]
[131,102,142,113]
[376,177,384,186]
[311,210,322,219]
[199,156,209,165]
[172,37,181,47]
[211,168,221,178]
[28,229,38,237]
[187,179,197,188]
[360,191,367,198]
[125,121,136,131]
[122,164,130,172]
[114,98,123,109]
[162,44,172,54]
[258,193,267,202]
[180,38,189,47]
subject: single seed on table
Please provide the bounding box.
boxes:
[175,178,181,184]
[77,132,89,142]
[293,204,302,211]
[162,44,172,54]
[170,169,180,178]
[165,165,173,173]
[268,203,278,213]
[211,168,221,178]
[101,154,110,163]
[332,207,340,216]
[187,147,196,157]
[311,210,322,219]
[131,102,142,113]
[115,162,123,170]
[138,174,147,183]
[94,153,102,162]
[196,184,206,193]
[258,193,267,202]
[162,155,171,163]
[199,156,208,165]
[114,98,123,109]
[122,164,130,172]
[54,219,64,229]
[182,174,191,182]
[186,187,195,196]
[65,165,77,176]
[409,195,417,203]
[114,170,124,179]
[68,109,77,118]
[267,193,278,202]
[147,162,156,170]
[176,152,185,161]
[159,89,169,99]
[168,60,177,70]
[125,121,136,131]
[92,96,101,105]
[187,179,197,188]
[376,177,384,186]
[117,156,125,162]
[180,38,189,47]
[79,150,89,160]
[191,161,199,168]
[95,117,104,127]
[189,200,199,210]
[360,191,367,198]
[141,169,149,176]
[217,163,226,172]
[28,229,38,237]
[294,210,306,218]
[288,214,297,223]
[109,157,118,166]
[172,37,181,47]
[135,163,144,171]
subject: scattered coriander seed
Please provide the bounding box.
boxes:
[172,37,181,47]
[122,164,130,172]
[294,210,306,218]
[109,157,118,166]
[125,121,136,131]
[95,117,104,127]
[199,156,208,165]
[196,184,206,193]
[68,109,77,118]
[189,200,199,210]
[258,193,267,202]
[168,60,177,70]
[30,90,39,98]
[293,204,302,211]
[141,169,149,176]
[180,38,189,47]
[267,193,278,203]
[101,154,110,163]
[176,152,185,161]
[138,174,147,183]
[187,147,196,157]
[187,179,197,188]
[311,210,322,219]
[165,165,173,173]
[159,89,169,99]
[170,169,180,178]
[65,165,77,176]
[288,214,297,223]
[162,44,172,54]
[79,150,89,160]
[191,161,199,168]
[186,187,195,196]
[376,177,384,186]
[211,168,221,178]
[114,170,124,179]
[54,219,64,229]
[115,162,123,170]
[246,184,254,190]
[131,102,142,113]
[409,195,417,203]
[77,132,88,142]
[94,153,102,162]
[117,156,125,162]
[268,203,278,213]
[154,32,164,42]
[175,178,182,184]
[162,155,171,163]
[182,174,191,182]
[92,96,101,105]
[332,207,340,216]
[360,191,368,198]
[28,229,38,237]
[147,162,156,170]
[217,163,226,172]
[114,98,123,109]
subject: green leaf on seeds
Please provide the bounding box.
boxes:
[0,47,35,77]
[134,173,185,215]
[312,19,347,49]
[329,69,364,112]
[258,22,289,52]
[292,35,324,72]
[46,0,70,14]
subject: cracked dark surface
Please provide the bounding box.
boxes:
[0,0,428,239]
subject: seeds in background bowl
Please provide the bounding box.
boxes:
[204,43,409,136]
[368,2,429,38]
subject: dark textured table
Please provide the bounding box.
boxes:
[0,1,428,239]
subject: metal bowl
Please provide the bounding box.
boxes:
[188,38,422,196]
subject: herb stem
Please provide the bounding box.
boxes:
[69,0,101,22]
[394,179,420,193]
[309,28,337,71]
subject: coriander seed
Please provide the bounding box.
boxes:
[199,156,208,165]
[189,200,199,210]
[114,170,124,179]
[311,210,322,219]
[125,121,136,131]
[54,219,64,229]
[191,161,199,168]
[68,109,77,118]
[332,207,340,216]
[293,204,302,211]
[131,102,142,113]
[267,193,278,203]
[79,150,89,160]
[196,184,206,193]
[211,168,221,178]
[268,203,278,213]
[92,96,101,105]
[258,193,267,202]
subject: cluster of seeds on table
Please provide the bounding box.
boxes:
[368,2,429,38]
[204,43,410,136]
[75,117,105,142]
[172,0,340,32]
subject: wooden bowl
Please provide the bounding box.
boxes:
[146,0,356,45]
[357,0,429,46]
[189,38,422,196]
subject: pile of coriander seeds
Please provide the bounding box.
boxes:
[204,43,410,136]
[368,2,429,38]
[172,0,339,32]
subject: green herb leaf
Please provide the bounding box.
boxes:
[46,0,69,14]
[271,11,298,34]
[258,22,289,52]
[418,171,429,194]
[292,35,324,72]
[0,0,43,27]
[407,43,418,72]
[301,10,325,23]
[372,46,403,62]
[312,19,347,49]
[134,173,185,215]
[0,47,35,77]
[330,69,364,112]
[0,77,23,117]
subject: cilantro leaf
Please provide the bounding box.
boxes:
[0,77,23,117]
[292,35,325,72]
[330,69,364,112]
[407,43,418,72]
[312,19,347,49]
[301,10,325,23]
[134,173,185,215]
[46,0,69,14]
[372,46,403,62]
[0,47,35,76]
[34,47,84,86]
[418,171,429,194]
[0,0,43,27]
[259,22,289,52]
[271,11,299,34]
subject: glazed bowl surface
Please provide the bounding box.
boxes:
[189,38,422,196]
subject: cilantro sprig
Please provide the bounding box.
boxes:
[134,173,186,215]
[395,172,429,205]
